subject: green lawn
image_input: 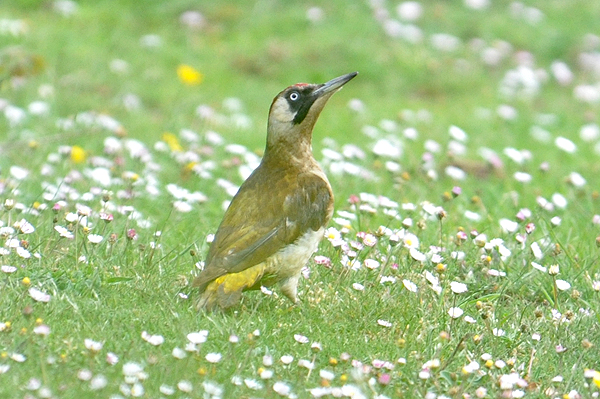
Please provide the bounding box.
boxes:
[1,0,600,398]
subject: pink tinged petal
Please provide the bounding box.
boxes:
[29,287,51,302]
[1,265,17,273]
[377,319,392,327]
[364,258,380,269]
[294,334,309,344]
[106,352,119,365]
[33,325,50,337]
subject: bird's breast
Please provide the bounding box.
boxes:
[265,227,325,280]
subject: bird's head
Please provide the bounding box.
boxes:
[266,72,358,153]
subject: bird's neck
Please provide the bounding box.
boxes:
[264,123,317,169]
[262,137,317,171]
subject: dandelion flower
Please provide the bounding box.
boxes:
[71,145,87,163]
[177,64,203,86]
[591,370,600,388]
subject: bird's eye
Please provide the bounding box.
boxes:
[289,92,300,101]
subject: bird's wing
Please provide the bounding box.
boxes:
[193,169,333,292]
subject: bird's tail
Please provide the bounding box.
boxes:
[195,264,266,311]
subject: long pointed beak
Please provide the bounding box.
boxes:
[314,71,358,97]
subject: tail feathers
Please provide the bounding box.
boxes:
[196,264,266,311]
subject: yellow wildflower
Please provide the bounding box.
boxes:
[70,145,86,163]
[162,132,182,152]
[177,64,203,86]
[593,370,600,388]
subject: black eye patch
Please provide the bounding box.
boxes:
[285,86,317,125]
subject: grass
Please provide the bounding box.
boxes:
[1,0,600,398]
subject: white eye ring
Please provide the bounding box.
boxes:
[289,92,299,101]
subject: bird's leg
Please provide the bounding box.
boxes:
[278,274,300,303]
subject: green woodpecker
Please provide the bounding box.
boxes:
[194,72,358,310]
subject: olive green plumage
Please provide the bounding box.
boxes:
[194,72,358,310]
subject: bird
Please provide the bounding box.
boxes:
[194,71,358,311]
